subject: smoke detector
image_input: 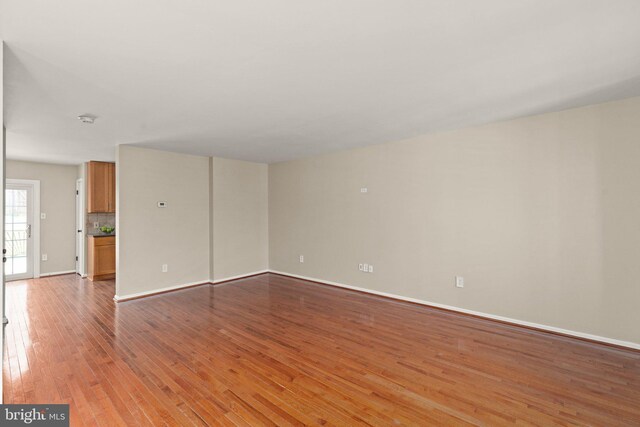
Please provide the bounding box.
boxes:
[77,115,96,124]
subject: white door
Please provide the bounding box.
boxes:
[5,182,35,281]
[76,179,85,276]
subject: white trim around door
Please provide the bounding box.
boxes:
[5,179,40,280]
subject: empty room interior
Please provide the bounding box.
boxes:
[1,1,639,425]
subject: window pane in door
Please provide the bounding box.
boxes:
[5,223,13,243]
[13,206,27,224]
[13,257,27,275]
[13,240,27,258]
[5,189,14,207]
[14,190,27,206]
[13,223,27,240]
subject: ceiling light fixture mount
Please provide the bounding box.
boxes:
[77,114,96,124]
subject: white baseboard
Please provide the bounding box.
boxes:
[211,269,269,284]
[113,279,210,302]
[269,270,640,351]
[40,270,77,277]
[113,271,269,302]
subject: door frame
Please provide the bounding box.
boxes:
[5,178,40,280]
[76,178,86,277]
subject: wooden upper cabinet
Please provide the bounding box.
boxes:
[87,161,116,213]
[107,162,116,213]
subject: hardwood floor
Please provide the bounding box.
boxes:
[3,273,640,426]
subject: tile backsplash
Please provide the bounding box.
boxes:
[87,213,116,235]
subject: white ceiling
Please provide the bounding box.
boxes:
[2,0,640,165]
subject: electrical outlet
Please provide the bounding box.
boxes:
[456,276,464,288]
[42,254,48,261]
[40,213,46,220]
[363,263,369,272]
[299,255,304,263]
[162,264,168,273]
[360,187,368,193]
[94,222,100,229]
[358,264,364,271]
[368,265,373,273]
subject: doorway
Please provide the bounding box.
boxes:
[5,179,40,281]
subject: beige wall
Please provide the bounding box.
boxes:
[116,146,210,298]
[211,157,268,281]
[6,160,78,275]
[116,147,269,297]
[269,96,640,345]
[597,99,640,346]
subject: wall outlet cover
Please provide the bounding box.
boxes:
[42,254,48,261]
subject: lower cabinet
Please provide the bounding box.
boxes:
[88,235,116,281]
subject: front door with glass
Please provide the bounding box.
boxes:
[5,182,34,281]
